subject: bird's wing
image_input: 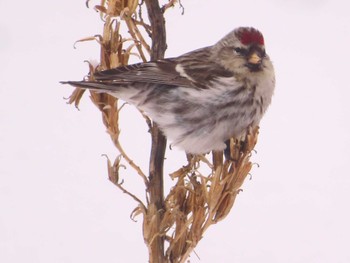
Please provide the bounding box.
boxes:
[173,47,235,89]
[61,60,193,91]
[62,47,234,90]
[93,60,193,87]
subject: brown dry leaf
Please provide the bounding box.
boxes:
[73,35,103,49]
[131,204,146,221]
[103,154,119,184]
[144,203,163,246]
[207,166,225,213]
[66,88,86,108]
[94,5,107,14]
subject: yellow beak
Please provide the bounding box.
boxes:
[248,52,262,64]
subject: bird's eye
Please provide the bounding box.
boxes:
[233,47,246,55]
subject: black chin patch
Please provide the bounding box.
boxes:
[246,63,262,72]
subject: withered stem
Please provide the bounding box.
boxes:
[144,0,167,262]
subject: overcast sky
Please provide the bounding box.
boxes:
[1,0,350,262]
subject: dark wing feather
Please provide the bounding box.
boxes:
[94,60,193,87]
[62,46,234,91]
[172,46,235,88]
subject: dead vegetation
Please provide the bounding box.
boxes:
[67,1,260,262]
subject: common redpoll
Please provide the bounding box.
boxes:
[63,27,275,154]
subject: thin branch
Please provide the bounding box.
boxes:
[111,137,149,186]
[144,0,167,262]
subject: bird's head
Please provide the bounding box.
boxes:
[211,27,270,76]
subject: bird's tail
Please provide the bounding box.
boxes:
[60,81,118,93]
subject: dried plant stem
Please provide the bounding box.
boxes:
[143,0,168,261]
[111,136,149,185]
[123,13,149,62]
[104,154,147,210]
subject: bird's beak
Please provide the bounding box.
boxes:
[248,52,262,65]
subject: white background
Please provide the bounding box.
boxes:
[1,0,350,262]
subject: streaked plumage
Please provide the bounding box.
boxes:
[62,27,275,154]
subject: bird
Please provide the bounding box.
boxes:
[62,27,275,154]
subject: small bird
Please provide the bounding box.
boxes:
[62,27,275,154]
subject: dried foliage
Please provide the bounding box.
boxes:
[67,1,260,262]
